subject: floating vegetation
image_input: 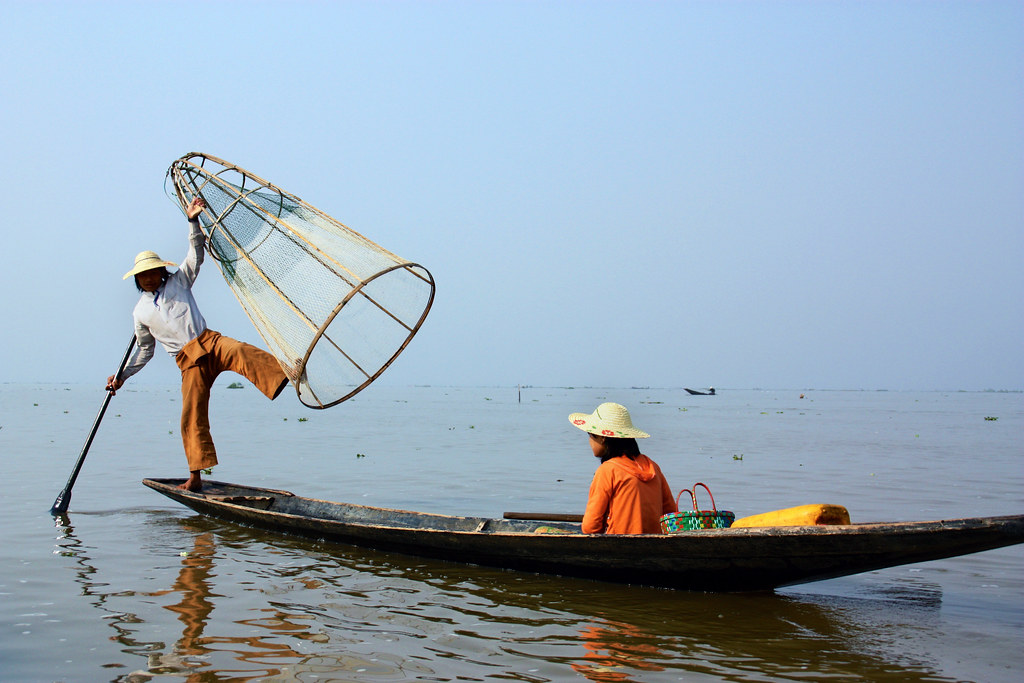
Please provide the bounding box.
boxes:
[356,453,366,459]
[733,454,744,461]
[227,382,243,389]
[984,416,999,421]
[679,407,688,412]
[297,417,308,422]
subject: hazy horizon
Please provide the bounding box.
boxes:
[2,1,1021,393]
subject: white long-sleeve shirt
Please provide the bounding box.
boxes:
[120,219,208,380]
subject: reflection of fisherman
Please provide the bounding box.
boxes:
[161,533,217,654]
[106,197,289,492]
[145,530,309,677]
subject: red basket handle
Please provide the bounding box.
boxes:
[674,483,720,512]
[674,488,697,511]
[691,482,718,513]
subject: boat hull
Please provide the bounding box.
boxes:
[143,478,1024,592]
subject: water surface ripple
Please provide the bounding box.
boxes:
[1,384,1020,681]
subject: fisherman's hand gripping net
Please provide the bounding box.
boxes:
[167,153,435,409]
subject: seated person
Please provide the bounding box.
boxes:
[569,402,677,534]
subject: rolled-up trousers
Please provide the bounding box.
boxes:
[174,329,288,472]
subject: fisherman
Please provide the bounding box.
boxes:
[106,197,289,492]
[569,402,677,534]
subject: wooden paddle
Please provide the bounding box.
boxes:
[503,512,584,523]
[50,335,136,515]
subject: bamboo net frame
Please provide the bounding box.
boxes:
[165,152,435,409]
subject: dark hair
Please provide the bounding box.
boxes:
[135,268,171,292]
[599,436,641,463]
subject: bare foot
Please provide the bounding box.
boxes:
[177,471,203,492]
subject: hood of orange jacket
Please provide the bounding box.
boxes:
[603,453,658,482]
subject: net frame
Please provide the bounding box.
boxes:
[165,152,435,409]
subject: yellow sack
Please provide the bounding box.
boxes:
[731,504,850,528]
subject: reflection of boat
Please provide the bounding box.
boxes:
[143,478,1024,592]
[684,387,715,395]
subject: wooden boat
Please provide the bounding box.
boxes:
[684,387,715,395]
[143,478,1024,592]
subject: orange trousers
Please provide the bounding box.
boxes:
[174,329,288,472]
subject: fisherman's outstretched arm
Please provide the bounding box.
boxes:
[178,197,206,284]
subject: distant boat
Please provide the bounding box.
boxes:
[685,387,716,395]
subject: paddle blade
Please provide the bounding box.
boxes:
[50,489,70,516]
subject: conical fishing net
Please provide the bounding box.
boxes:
[166,152,435,409]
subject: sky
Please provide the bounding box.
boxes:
[1,0,1021,392]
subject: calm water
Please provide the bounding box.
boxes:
[2,383,1021,682]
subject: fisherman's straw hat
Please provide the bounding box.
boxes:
[123,251,177,280]
[568,402,650,439]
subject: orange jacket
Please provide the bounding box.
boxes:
[582,454,677,534]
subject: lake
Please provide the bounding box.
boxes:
[2,383,1021,682]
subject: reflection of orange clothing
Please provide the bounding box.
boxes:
[572,622,665,682]
[583,454,676,534]
[166,534,216,652]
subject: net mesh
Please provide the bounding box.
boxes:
[166,152,435,409]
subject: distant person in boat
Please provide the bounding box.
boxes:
[569,402,677,534]
[106,197,290,492]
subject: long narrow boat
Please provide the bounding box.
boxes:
[144,478,1024,592]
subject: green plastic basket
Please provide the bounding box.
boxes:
[660,482,734,532]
